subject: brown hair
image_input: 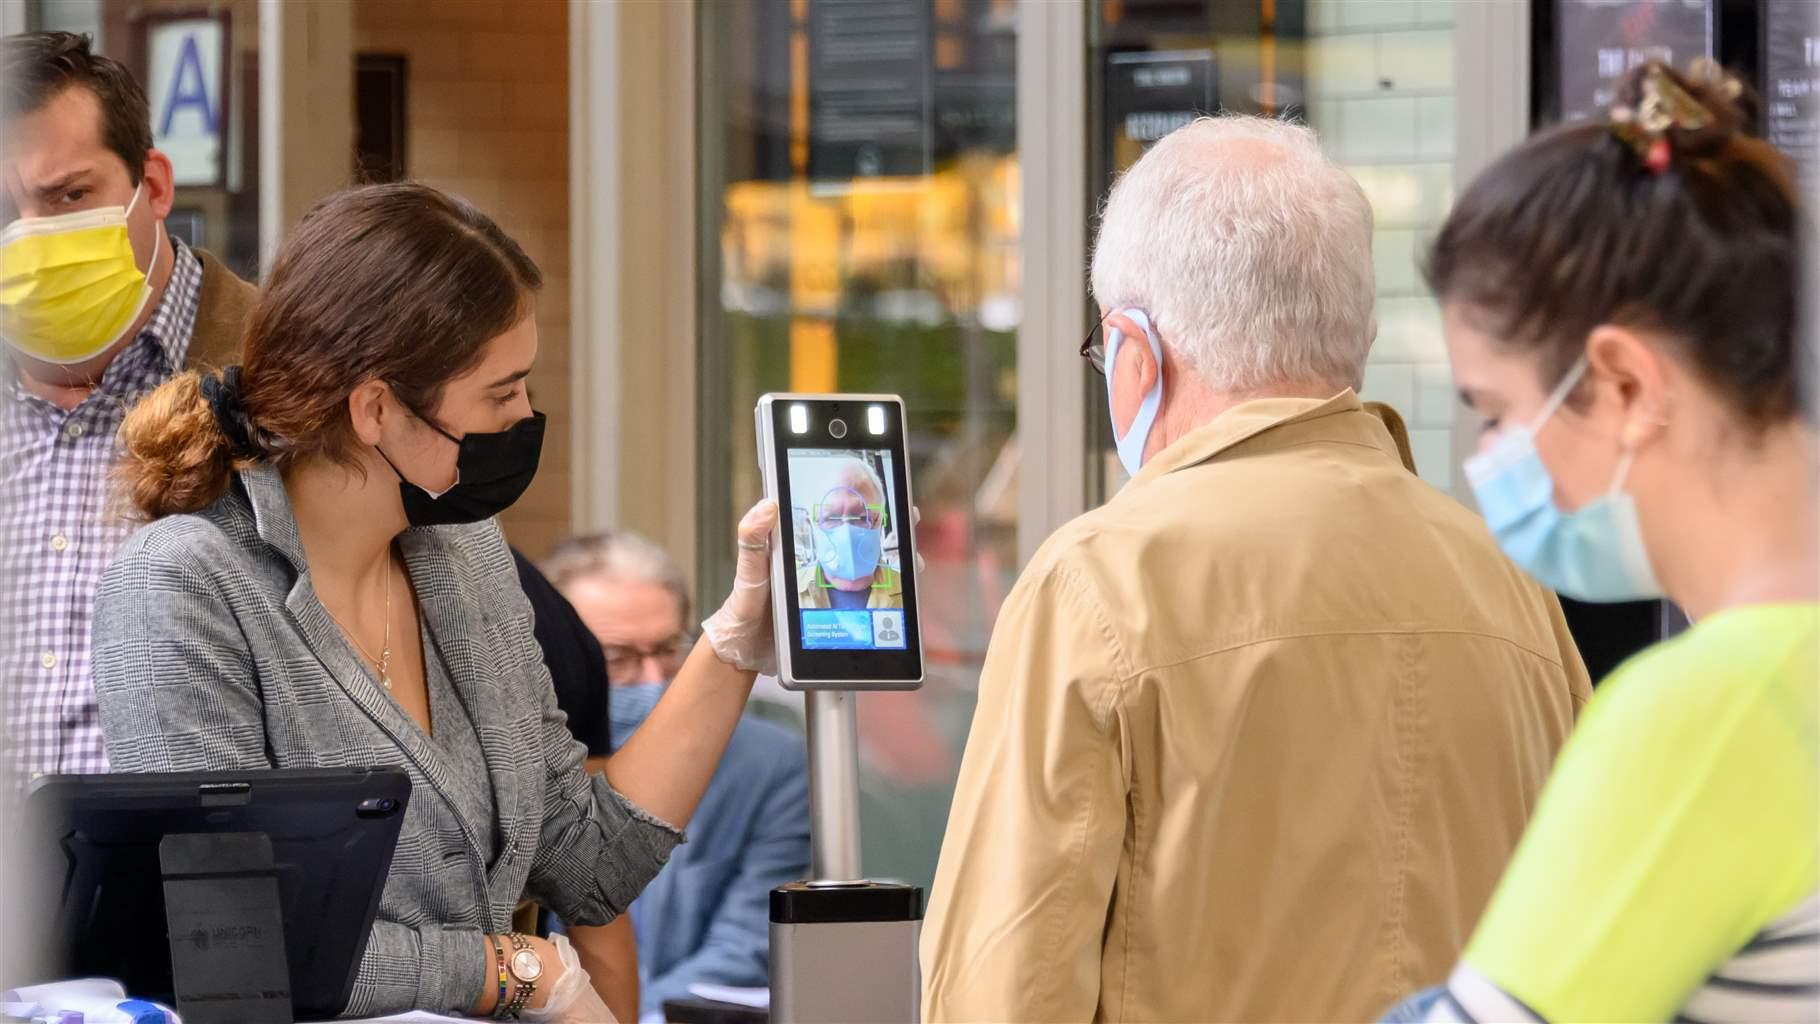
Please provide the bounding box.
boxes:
[117,182,542,519]
[3,31,153,183]
[1424,61,1803,428]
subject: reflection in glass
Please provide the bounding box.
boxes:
[698,0,1018,890]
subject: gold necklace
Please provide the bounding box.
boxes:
[338,556,394,690]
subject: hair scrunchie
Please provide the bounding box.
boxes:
[200,366,261,460]
[1608,58,1741,175]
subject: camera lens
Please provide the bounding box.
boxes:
[829,418,848,439]
[358,796,399,818]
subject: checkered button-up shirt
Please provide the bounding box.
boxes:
[1,240,203,781]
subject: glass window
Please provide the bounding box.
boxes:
[27,0,264,281]
[697,0,1019,890]
[1087,0,1460,499]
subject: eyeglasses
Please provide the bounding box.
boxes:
[603,633,694,680]
[1081,317,1109,376]
[816,508,884,531]
[814,495,885,531]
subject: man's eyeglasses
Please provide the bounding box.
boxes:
[603,633,694,680]
[814,495,885,531]
[1081,317,1109,376]
[816,508,884,531]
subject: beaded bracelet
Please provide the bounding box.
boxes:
[488,934,510,1019]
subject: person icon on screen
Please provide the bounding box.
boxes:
[798,457,904,611]
[876,616,902,645]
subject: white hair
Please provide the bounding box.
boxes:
[543,530,692,624]
[1089,115,1376,391]
[822,456,886,504]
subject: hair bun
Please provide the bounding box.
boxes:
[1610,58,1753,161]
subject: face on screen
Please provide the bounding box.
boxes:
[787,448,907,651]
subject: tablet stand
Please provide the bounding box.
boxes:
[770,690,924,1023]
[159,832,295,1024]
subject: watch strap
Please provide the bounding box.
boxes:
[503,933,538,1018]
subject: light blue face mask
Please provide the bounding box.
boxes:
[815,497,884,582]
[1104,308,1165,478]
[608,682,665,744]
[1465,357,1663,603]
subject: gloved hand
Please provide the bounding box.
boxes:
[520,933,616,1024]
[701,499,780,675]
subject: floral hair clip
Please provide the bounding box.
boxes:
[1608,60,1733,174]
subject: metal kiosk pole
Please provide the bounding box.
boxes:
[769,690,924,1023]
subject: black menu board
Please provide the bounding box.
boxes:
[932,0,1016,158]
[1764,0,1820,199]
[1102,49,1218,177]
[1558,0,1714,123]
[806,0,933,181]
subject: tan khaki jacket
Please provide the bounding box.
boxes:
[921,391,1589,1022]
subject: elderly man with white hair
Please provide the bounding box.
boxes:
[920,116,1590,1022]
[798,455,903,610]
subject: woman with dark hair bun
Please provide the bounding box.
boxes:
[91,182,780,1021]
[1379,59,1816,1024]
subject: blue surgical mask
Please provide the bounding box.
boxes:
[608,681,666,733]
[817,522,883,581]
[1104,309,1165,477]
[1465,357,1663,603]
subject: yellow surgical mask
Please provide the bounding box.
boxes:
[0,182,163,365]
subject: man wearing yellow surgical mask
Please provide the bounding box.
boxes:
[0,32,256,785]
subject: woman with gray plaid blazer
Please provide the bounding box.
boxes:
[90,185,781,1021]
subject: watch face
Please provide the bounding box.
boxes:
[510,947,544,982]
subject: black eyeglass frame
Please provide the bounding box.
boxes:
[1080,316,1110,375]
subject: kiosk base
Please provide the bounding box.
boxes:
[770,882,923,1024]
[160,832,294,1024]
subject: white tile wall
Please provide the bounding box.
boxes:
[1338,96,1418,162]
[1346,164,1453,227]
[1306,1,1459,489]
[1413,0,1455,27]
[1344,0,1418,31]
[1416,96,1455,160]
[1376,31,1455,92]
[1373,228,1421,295]
[1409,427,1455,489]
[1415,362,1457,426]
[1308,100,1342,137]
[1361,362,1417,413]
[1307,0,1344,33]
[1308,34,1381,94]
[1374,296,1447,362]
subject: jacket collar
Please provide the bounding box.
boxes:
[1125,389,1406,490]
[183,247,259,372]
[240,462,310,574]
[236,463,525,866]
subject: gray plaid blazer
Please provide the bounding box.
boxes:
[91,464,682,1017]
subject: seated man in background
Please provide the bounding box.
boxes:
[920,115,1592,1022]
[546,531,811,1020]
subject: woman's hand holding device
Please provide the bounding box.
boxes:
[701,499,781,674]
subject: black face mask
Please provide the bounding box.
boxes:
[378,409,546,527]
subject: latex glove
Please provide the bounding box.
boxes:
[521,933,617,1024]
[701,499,780,675]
